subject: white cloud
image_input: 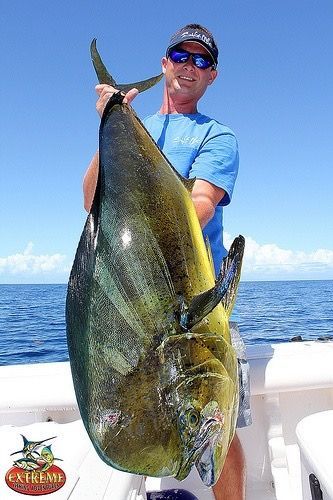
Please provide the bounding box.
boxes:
[2,238,333,283]
[224,233,333,280]
[0,243,68,276]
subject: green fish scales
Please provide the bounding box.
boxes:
[67,86,244,485]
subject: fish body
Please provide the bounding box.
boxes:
[13,458,40,471]
[66,45,244,486]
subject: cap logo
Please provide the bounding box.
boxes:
[180,30,213,49]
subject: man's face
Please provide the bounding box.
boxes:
[162,41,217,101]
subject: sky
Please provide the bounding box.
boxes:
[1,0,332,283]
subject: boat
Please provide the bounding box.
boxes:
[0,339,332,499]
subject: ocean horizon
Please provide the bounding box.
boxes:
[0,279,332,366]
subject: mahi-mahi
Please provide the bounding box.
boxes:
[66,40,245,487]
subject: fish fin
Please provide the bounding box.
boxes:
[220,235,245,316]
[91,39,163,92]
[205,236,216,279]
[21,435,28,445]
[180,235,245,330]
[182,176,196,192]
[166,169,195,192]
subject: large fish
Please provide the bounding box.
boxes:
[66,40,245,487]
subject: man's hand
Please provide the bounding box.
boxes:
[95,84,139,117]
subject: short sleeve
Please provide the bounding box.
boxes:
[189,130,239,206]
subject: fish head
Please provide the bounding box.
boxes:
[40,446,54,463]
[174,372,237,486]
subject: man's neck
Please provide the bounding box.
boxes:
[158,87,198,115]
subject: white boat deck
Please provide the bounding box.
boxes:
[0,340,332,499]
[0,419,276,500]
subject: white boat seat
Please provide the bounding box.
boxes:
[296,410,333,500]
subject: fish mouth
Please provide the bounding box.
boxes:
[176,415,223,484]
[195,407,230,487]
[195,439,221,486]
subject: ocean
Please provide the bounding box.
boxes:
[0,280,332,366]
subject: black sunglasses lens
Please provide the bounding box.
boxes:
[169,49,190,64]
[192,54,213,69]
[169,49,214,69]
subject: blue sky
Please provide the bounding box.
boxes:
[1,0,332,283]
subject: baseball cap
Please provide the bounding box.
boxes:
[166,24,219,67]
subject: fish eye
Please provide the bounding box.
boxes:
[187,410,200,428]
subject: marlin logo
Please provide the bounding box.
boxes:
[10,434,56,461]
[5,434,66,495]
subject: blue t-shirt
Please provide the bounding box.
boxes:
[143,113,239,276]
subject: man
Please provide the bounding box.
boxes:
[84,24,248,500]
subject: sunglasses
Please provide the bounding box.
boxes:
[168,48,215,70]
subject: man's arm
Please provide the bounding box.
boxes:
[189,130,239,229]
[83,85,138,212]
[191,179,226,229]
[83,151,99,212]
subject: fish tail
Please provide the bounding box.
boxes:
[90,39,163,92]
